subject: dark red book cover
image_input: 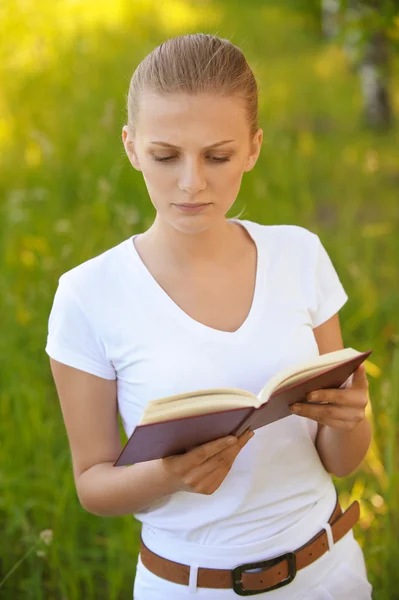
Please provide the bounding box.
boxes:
[114,350,372,466]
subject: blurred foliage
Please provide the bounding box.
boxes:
[1,0,399,598]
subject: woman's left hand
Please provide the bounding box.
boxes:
[289,363,369,431]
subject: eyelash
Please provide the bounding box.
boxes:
[152,156,230,164]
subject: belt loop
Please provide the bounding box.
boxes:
[321,522,334,552]
[188,563,199,594]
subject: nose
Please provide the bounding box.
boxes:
[178,158,207,194]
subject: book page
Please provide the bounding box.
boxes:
[257,347,360,405]
[139,390,257,425]
[137,347,361,425]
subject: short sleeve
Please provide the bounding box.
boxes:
[45,279,116,380]
[309,234,348,328]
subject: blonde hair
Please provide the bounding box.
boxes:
[125,33,260,218]
[126,33,260,142]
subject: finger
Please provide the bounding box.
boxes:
[236,429,255,446]
[190,469,223,495]
[184,429,251,473]
[185,435,239,468]
[191,430,253,480]
[351,363,369,390]
[291,403,365,423]
[188,448,235,484]
[205,430,253,476]
[306,388,366,407]
[180,459,220,493]
[315,418,357,431]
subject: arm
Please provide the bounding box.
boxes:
[49,358,178,517]
[314,415,372,478]
[311,313,372,478]
[78,460,177,517]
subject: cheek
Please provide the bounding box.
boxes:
[141,168,166,192]
[141,160,244,191]
[223,169,245,193]
[210,162,243,185]
[142,165,184,194]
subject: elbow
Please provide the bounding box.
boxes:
[76,479,108,517]
[329,465,359,479]
[76,464,116,517]
[80,500,102,517]
[318,419,372,479]
[76,478,94,515]
[327,455,369,479]
[77,493,113,517]
[76,489,100,516]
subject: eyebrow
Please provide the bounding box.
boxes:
[149,139,236,150]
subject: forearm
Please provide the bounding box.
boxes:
[77,459,177,517]
[315,416,372,478]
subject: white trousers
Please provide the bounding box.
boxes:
[133,527,372,599]
[133,515,372,600]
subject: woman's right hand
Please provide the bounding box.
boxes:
[160,429,254,495]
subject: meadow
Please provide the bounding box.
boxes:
[1,0,398,597]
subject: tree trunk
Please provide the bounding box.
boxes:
[358,30,393,129]
[321,0,341,38]
[322,0,394,129]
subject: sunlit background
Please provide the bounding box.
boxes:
[1,0,398,597]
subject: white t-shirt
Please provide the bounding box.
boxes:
[45,218,348,548]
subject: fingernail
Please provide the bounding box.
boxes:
[226,437,237,444]
[290,404,301,414]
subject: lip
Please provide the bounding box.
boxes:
[174,203,211,213]
[176,203,210,207]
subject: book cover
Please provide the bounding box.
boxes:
[114,349,372,466]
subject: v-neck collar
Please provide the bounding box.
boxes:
[124,219,267,344]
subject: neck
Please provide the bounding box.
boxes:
[139,216,241,273]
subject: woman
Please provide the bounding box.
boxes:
[45,34,373,598]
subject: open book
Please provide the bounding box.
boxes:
[114,347,372,466]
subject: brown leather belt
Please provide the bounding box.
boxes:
[139,499,360,595]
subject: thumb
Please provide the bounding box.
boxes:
[351,362,368,389]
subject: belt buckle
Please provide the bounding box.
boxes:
[231,551,297,596]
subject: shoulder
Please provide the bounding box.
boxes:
[245,220,319,252]
[57,238,128,297]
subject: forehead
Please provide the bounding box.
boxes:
[138,91,248,140]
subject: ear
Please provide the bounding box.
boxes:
[122,126,142,171]
[244,128,263,172]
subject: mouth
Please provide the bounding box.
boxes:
[175,203,210,207]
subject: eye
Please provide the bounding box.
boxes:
[152,156,230,163]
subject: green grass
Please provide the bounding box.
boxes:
[1,0,398,597]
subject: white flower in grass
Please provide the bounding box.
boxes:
[39,529,53,546]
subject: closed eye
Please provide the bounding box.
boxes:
[152,156,230,163]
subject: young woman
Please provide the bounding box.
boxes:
[46,34,373,598]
